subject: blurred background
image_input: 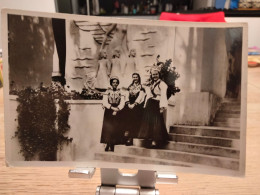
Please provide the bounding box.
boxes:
[1,0,260,48]
[0,0,260,79]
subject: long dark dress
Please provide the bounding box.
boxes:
[138,80,169,144]
[123,83,145,139]
[100,88,125,145]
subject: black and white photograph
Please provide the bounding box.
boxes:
[2,9,247,176]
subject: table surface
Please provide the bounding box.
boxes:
[0,67,260,195]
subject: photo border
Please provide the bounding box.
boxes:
[1,9,248,176]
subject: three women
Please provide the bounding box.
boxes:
[101,68,169,151]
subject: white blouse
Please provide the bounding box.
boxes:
[145,79,168,108]
[125,83,146,105]
[102,88,125,110]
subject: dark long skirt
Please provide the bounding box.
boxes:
[122,103,144,138]
[100,108,124,145]
[138,99,169,144]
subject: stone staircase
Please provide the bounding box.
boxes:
[213,99,241,128]
[95,125,240,170]
[95,99,241,171]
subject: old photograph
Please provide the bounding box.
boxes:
[2,9,247,176]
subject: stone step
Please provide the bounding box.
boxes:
[170,126,240,139]
[214,117,240,123]
[219,105,241,111]
[112,146,239,170]
[217,110,240,114]
[168,133,239,149]
[221,102,241,107]
[222,98,240,103]
[94,152,192,167]
[215,113,240,119]
[133,139,239,159]
[213,122,240,128]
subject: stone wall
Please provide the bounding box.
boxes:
[6,91,222,162]
[167,92,221,126]
[65,20,176,91]
[6,98,105,161]
[167,27,230,125]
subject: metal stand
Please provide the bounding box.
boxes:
[69,168,178,195]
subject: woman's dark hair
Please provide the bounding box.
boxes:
[132,73,141,83]
[128,73,141,89]
[110,78,120,86]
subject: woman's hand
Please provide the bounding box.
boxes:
[128,104,134,109]
[111,107,118,115]
[111,106,119,112]
[160,107,166,113]
[152,95,160,101]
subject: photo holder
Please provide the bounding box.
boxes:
[69,168,178,195]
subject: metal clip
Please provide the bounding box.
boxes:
[68,168,178,194]
[68,167,96,179]
[156,172,178,184]
[96,186,159,195]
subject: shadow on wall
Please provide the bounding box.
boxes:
[8,15,54,91]
[168,92,221,126]
[172,27,241,126]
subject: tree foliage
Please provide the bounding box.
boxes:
[15,85,72,161]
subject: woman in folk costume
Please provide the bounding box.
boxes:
[95,50,111,91]
[138,67,169,148]
[100,76,125,152]
[123,73,146,146]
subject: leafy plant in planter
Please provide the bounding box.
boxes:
[160,58,181,99]
[149,55,181,99]
[15,85,72,161]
